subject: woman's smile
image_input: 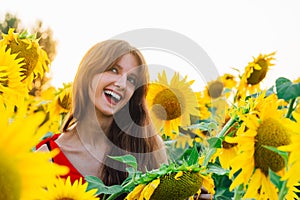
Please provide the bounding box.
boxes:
[103,89,122,105]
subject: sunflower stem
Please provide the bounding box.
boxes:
[216,116,237,138]
[278,180,288,200]
[233,184,244,200]
[203,116,237,166]
[285,98,296,119]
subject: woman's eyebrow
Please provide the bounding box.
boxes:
[115,64,139,76]
[115,64,122,70]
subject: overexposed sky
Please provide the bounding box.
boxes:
[1,0,300,91]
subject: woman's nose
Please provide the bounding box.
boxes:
[114,74,127,89]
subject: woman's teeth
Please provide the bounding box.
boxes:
[104,90,121,102]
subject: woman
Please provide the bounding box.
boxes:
[36,40,168,188]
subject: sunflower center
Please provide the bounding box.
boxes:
[150,171,203,200]
[7,39,38,79]
[0,151,22,200]
[58,94,71,110]
[247,59,268,85]
[254,118,291,175]
[208,80,224,98]
[222,141,237,149]
[56,198,74,200]
[152,88,184,120]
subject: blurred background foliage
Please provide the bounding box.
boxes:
[0,12,57,96]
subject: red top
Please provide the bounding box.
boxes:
[36,133,84,183]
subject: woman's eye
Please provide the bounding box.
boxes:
[127,77,136,85]
[110,67,118,73]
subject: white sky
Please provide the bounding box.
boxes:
[1,0,300,91]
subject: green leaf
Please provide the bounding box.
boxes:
[187,145,199,165]
[203,148,217,167]
[108,154,137,170]
[18,30,29,39]
[269,169,282,188]
[275,77,300,100]
[207,164,229,175]
[126,167,137,177]
[262,145,289,164]
[188,121,218,132]
[101,185,123,195]
[85,176,104,195]
[207,137,223,148]
[269,169,288,199]
[85,175,123,195]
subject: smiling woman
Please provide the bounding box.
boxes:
[36,39,168,199]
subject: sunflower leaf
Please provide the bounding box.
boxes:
[262,145,289,164]
[187,145,199,165]
[269,169,288,198]
[275,77,300,100]
[207,137,222,148]
[108,154,137,170]
[126,167,137,177]
[85,175,105,195]
[269,169,282,188]
[203,148,217,166]
[85,175,123,195]
[18,30,29,39]
[188,121,218,132]
[123,167,141,185]
[207,163,229,175]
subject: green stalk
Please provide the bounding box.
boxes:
[285,98,296,119]
[216,116,237,138]
[203,116,237,166]
[278,180,288,200]
[233,184,244,200]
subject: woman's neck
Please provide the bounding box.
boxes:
[74,110,113,160]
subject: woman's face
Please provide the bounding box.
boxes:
[89,53,139,117]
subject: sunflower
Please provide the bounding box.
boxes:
[0,109,69,200]
[220,73,237,90]
[0,44,28,110]
[205,79,224,99]
[39,176,99,200]
[198,75,234,126]
[216,121,239,169]
[236,52,276,100]
[278,112,300,199]
[202,73,237,102]
[146,71,199,139]
[26,82,72,136]
[0,28,50,89]
[225,93,296,199]
[125,164,215,200]
[28,86,60,135]
[52,82,72,115]
[194,92,211,121]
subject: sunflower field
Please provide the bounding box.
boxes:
[1,28,300,200]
